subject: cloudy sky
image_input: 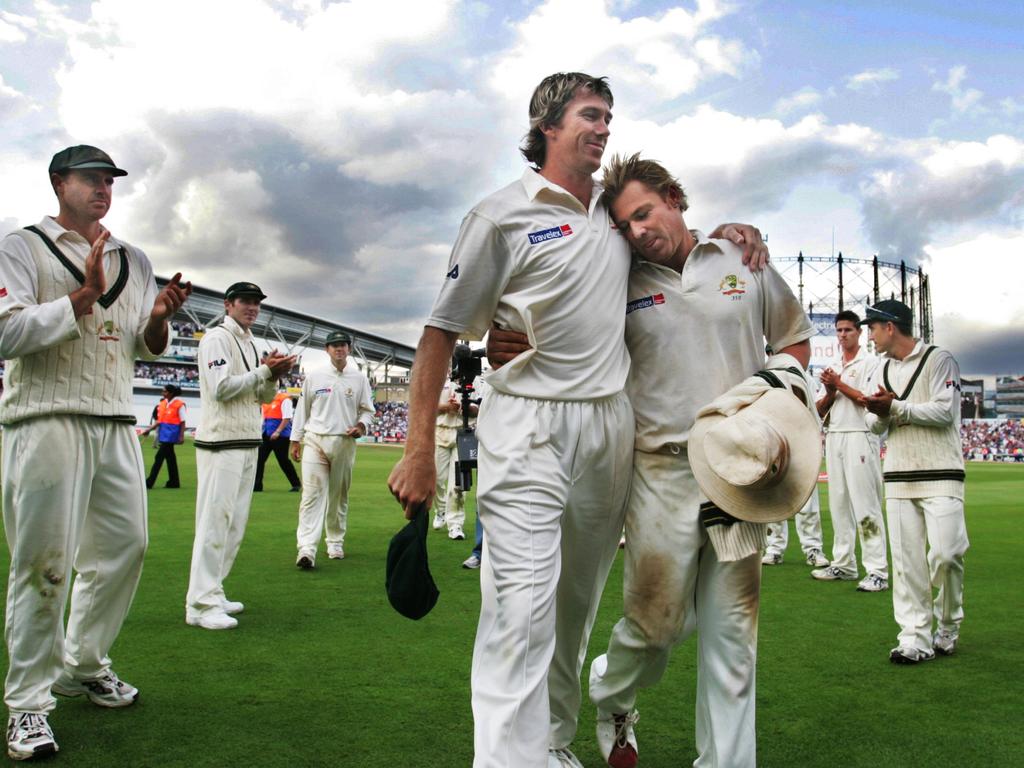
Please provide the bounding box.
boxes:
[2,0,1022,378]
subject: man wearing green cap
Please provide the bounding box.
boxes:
[185,282,295,630]
[290,330,375,568]
[0,145,191,760]
[860,299,969,664]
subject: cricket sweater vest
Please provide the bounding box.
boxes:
[0,227,141,425]
[194,325,265,450]
[881,346,965,500]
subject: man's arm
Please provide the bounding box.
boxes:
[143,272,192,355]
[888,351,960,428]
[387,326,460,517]
[779,339,810,369]
[709,223,769,271]
[345,376,376,437]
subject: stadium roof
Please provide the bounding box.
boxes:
[160,276,416,370]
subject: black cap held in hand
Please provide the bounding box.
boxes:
[385,505,439,620]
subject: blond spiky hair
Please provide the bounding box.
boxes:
[601,152,688,213]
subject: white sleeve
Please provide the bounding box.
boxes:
[291,378,311,441]
[426,211,515,341]
[0,232,81,358]
[280,396,294,419]
[129,244,168,361]
[760,264,814,353]
[357,375,375,431]
[199,329,272,403]
[890,350,960,428]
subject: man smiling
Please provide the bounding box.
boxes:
[389,73,767,767]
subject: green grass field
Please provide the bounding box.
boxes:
[1,444,1022,766]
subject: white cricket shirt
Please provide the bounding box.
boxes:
[291,365,375,440]
[625,233,813,453]
[428,169,631,401]
[826,346,880,432]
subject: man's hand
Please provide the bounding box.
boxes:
[150,273,193,323]
[264,350,297,378]
[486,325,532,370]
[711,223,769,271]
[860,386,895,417]
[345,423,366,438]
[290,441,302,461]
[820,368,840,393]
[388,452,436,519]
[70,228,109,317]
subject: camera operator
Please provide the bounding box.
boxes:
[433,343,483,540]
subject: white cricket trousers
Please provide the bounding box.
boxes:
[887,496,968,652]
[433,435,465,529]
[2,417,147,713]
[764,486,825,556]
[826,431,887,577]
[589,451,759,768]
[186,447,256,616]
[296,433,356,555]
[471,391,633,768]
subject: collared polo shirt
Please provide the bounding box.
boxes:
[827,345,879,432]
[291,365,375,440]
[625,232,813,453]
[428,168,631,401]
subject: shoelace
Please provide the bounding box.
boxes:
[12,713,50,739]
[612,711,640,749]
[549,747,578,766]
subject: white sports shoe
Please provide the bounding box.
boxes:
[296,551,315,570]
[934,629,959,656]
[448,525,465,540]
[856,573,889,592]
[327,544,345,560]
[548,746,585,768]
[222,599,244,615]
[186,611,238,630]
[889,646,935,664]
[52,670,138,708]
[596,708,639,768]
[761,552,783,566]
[432,512,446,530]
[811,566,858,581]
[462,554,481,570]
[6,712,57,761]
[805,548,830,567]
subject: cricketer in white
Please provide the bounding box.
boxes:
[0,145,190,761]
[389,73,769,768]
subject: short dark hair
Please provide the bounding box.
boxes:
[520,72,614,168]
[835,310,860,326]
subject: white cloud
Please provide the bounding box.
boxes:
[845,67,899,91]
[490,0,753,113]
[774,87,823,115]
[932,65,985,115]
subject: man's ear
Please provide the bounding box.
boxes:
[665,187,681,209]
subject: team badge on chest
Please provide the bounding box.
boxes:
[719,274,747,299]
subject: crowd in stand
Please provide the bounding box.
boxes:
[961,419,1024,461]
[373,401,409,442]
[134,362,200,386]
[171,320,199,337]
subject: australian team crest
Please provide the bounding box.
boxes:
[719,274,747,297]
[97,319,122,341]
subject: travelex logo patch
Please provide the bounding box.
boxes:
[314,387,333,396]
[626,293,666,314]
[527,224,573,245]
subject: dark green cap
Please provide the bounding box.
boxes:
[224,282,267,301]
[326,330,352,346]
[385,506,439,620]
[861,299,912,327]
[49,145,127,177]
